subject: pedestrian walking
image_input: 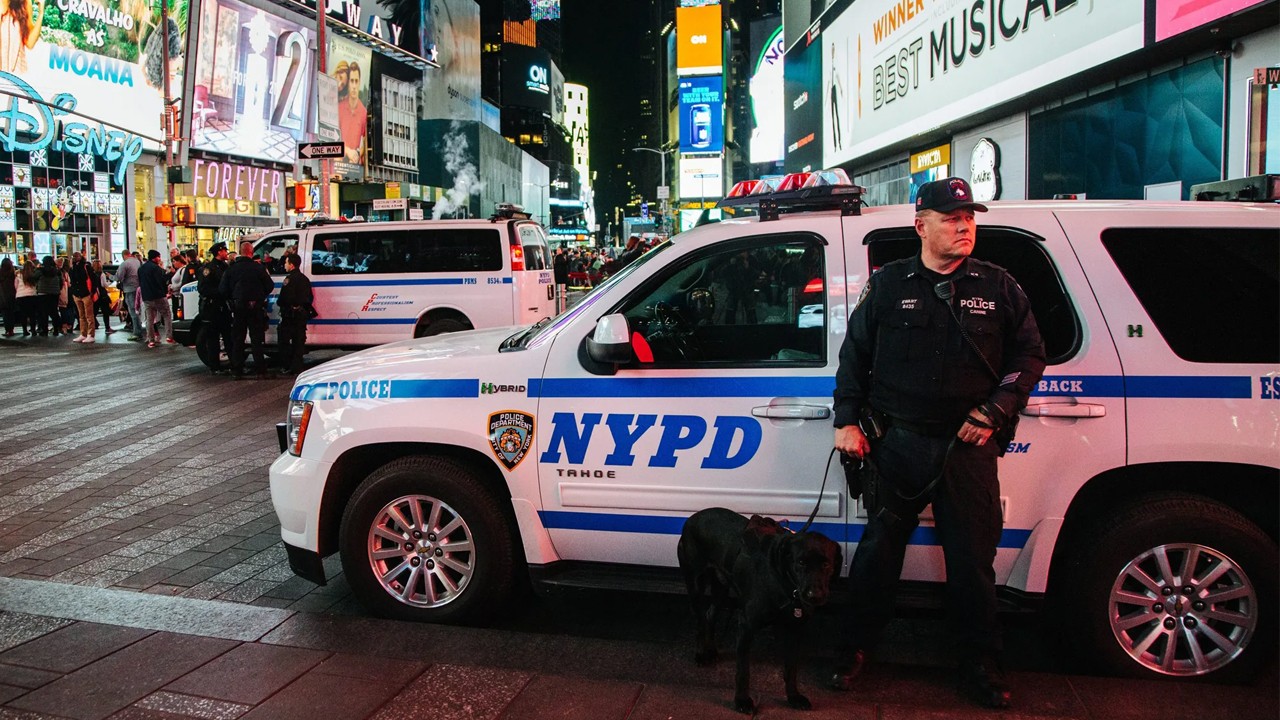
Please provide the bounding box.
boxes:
[115,249,143,340]
[68,252,98,343]
[34,256,62,336]
[276,253,313,375]
[91,259,115,334]
[138,250,173,348]
[220,241,274,379]
[197,242,233,375]
[0,257,15,336]
[828,178,1046,708]
[15,255,37,336]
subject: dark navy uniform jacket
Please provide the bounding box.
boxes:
[833,255,1046,429]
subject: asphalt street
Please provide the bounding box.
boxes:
[0,332,1276,719]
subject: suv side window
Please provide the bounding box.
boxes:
[617,235,826,366]
[1100,227,1278,363]
[866,227,1081,364]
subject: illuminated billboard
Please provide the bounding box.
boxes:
[1152,0,1266,43]
[783,28,822,172]
[530,0,560,20]
[8,0,190,149]
[501,44,552,113]
[289,0,425,61]
[749,18,785,164]
[678,76,724,153]
[676,4,722,75]
[191,0,313,164]
[422,0,482,123]
[822,0,1143,168]
[679,156,722,199]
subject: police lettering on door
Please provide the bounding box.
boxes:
[540,413,762,471]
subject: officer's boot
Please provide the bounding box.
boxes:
[828,648,866,691]
[957,655,1011,708]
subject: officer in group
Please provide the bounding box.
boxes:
[829,177,1046,708]
[219,240,275,379]
[276,253,313,375]
[197,243,232,375]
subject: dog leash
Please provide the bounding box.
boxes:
[797,446,840,533]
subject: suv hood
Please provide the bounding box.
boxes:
[293,326,527,387]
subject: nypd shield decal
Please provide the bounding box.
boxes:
[488,411,535,471]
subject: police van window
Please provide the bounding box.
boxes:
[311,230,503,275]
[618,236,826,366]
[865,227,1081,364]
[517,224,549,270]
[255,235,297,275]
[1100,227,1278,363]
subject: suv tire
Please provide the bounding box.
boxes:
[1062,492,1276,681]
[416,318,469,338]
[339,456,516,624]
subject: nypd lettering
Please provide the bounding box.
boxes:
[540,413,762,470]
[489,411,535,471]
[961,297,995,314]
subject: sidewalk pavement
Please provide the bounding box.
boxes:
[0,577,1276,720]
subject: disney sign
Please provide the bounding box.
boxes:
[0,71,144,186]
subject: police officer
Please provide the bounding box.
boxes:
[219,240,275,379]
[276,253,313,375]
[197,242,233,375]
[829,178,1046,708]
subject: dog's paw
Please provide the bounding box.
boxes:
[786,692,812,710]
[694,649,717,667]
[732,695,755,714]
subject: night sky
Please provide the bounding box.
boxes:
[560,1,648,235]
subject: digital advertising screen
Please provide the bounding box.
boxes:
[1152,0,1266,43]
[678,76,724,154]
[5,0,190,149]
[327,36,373,171]
[676,4,722,75]
[501,44,552,114]
[749,18,785,164]
[530,0,561,21]
[422,0,482,123]
[821,0,1143,168]
[191,0,313,164]
[783,28,823,173]
[679,156,723,199]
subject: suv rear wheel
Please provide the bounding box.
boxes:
[1061,493,1276,681]
[339,456,516,624]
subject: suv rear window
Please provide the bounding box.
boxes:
[1101,227,1278,363]
[312,228,503,275]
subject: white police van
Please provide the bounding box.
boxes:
[176,206,554,363]
[270,172,1278,682]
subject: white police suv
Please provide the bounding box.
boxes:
[270,171,1278,682]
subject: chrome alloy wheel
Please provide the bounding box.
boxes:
[367,494,474,608]
[1108,542,1258,676]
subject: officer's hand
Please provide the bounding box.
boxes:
[958,407,996,447]
[835,425,870,459]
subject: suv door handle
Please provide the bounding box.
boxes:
[1022,402,1107,418]
[751,403,831,420]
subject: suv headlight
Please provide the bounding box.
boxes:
[286,400,314,456]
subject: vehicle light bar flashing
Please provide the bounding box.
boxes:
[720,168,865,221]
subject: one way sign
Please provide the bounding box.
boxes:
[298,143,344,159]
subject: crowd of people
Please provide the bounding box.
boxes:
[0,243,314,379]
[552,236,652,288]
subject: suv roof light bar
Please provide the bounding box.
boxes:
[720,168,865,221]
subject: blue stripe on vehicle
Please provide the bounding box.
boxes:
[1125,376,1252,399]
[527,377,836,398]
[309,277,511,287]
[290,378,477,401]
[537,510,1031,549]
[306,318,419,325]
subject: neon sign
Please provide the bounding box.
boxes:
[0,72,143,185]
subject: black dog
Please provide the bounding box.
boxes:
[677,507,842,714]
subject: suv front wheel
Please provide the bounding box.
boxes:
[1062,492,1276,681]
[339,456,516,624]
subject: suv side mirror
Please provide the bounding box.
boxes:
[586,314,634,365]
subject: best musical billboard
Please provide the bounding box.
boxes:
[3,0,190,149]
[676,4,722,75]
[678,75,723,154]
[821,0,1143,168]
[749,17,785,164]
[190,0,313,164]
[1152,0,1266,43]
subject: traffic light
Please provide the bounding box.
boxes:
[154,204,173,225]
[173,204,194,226]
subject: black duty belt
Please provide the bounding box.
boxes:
[886,415,956,438]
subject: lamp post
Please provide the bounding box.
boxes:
[631,147,673,237]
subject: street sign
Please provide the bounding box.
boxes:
[657,185,670,200]
[640,202,649,220]
[372,199,408,211]
[298,143,344,160]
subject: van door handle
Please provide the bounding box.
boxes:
[1021,402,1107,418]
[751,402,831,420]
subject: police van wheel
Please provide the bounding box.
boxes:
[194,325,215,369]
[339,456,516,625]
[1064,493,1276,681]
[416,318,469,338]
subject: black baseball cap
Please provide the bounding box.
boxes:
[915,177,988,214]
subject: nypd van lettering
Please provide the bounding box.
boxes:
[540,413,762,470]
